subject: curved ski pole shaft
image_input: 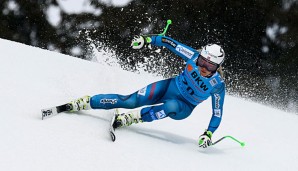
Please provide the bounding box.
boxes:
[158,19,172,36]
[140,19,172,40]
[137,19,172,46]
[212,135,245,147]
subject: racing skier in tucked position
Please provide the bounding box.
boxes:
[69,35,225,148]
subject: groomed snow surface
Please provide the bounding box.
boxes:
[0,39,297,171]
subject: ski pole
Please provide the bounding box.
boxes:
[136,19,172,46]
[212,135,245,147]
[158,19,172,36]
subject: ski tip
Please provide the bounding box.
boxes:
[41,107,58,120]
[110,130,116,142]
[111,134,116,142]
[108,109,118,142]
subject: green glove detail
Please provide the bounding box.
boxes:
[131,35,151,49]
[198,130,213,148]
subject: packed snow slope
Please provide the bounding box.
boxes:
[0,38,298,171]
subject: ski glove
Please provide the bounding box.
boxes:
[131,35,152,49]
[198,130,213,148]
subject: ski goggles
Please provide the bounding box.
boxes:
[196,56,218,72]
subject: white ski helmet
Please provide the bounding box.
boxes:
[200,44,225,65]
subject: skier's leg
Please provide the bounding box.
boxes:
[140,99,194,122]
[90,78,172,110]
[114,99,195,128]
[69,79,171,112]
[112,78,195,128]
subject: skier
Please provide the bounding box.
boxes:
[69,35,225,148]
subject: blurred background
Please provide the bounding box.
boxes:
[0,0,297,113]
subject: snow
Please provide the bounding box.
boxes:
[55,0,132,15]
[99,0,134,7]
[46,5,62,27]
[0,38,298,171]
[57,0,102,15]
[45,0,132,27]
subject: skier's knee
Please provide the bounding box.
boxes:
[140,100,181,122]
[165,100,190,120]
[163,100,180,116]
[140,106,169,122]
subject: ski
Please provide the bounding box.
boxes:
[109,109,119,142]
[41,103,72,120]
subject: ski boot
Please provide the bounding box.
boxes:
[113,110,142,129]
[67,95,92,112]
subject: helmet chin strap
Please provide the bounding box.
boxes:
[200,70,214,78]
[204,73,214,78]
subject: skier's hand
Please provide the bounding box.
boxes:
[198,130,213,148]
[131,35,151,49]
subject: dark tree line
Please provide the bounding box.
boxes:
[0,0,297,113]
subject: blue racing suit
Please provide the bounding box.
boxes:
[90,35,225,133]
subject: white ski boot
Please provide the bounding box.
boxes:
[113,110,142,128]
[69,95,91,112]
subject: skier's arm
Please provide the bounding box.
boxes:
[207,83,225,133]
[150,35,199,61]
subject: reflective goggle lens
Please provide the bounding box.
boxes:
[197,57,218,72]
